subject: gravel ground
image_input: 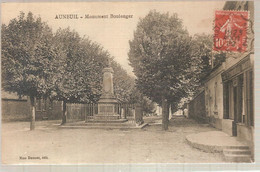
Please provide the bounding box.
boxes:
[2,116,226,164]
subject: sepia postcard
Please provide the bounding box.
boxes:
[1,0,258,171]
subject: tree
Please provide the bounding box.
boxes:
[52,28,110,124]
[128,10,192,130]
[111,61,135,103]
[187,34,226,97]
[129,87,156,115]
[141,97,156,115]
[186,34,212,95]
[2,12,65,130]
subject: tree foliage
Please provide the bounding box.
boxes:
[52,28,136,104]
[188,33,226,96]
[111,61,135,103]
[128,10,192,129]
[2,12,64,98]
[52,28,110,103]
[187,34,212,94]
[128,87,156,115]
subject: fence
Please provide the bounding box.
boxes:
[66,103,135,121]
[120,103,135,117]
[66,103,98,121]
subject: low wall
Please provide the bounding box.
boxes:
[222,119,233,136]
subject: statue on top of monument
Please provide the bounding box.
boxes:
[106,58,111,67]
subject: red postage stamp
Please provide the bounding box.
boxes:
[214,10,249,52]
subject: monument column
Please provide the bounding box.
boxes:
[102,67,114,98]
[94,61,122,121]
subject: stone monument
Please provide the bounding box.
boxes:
[94,59,121,121]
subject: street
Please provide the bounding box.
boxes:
[2,116,225,164]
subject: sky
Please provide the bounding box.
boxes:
[2,1,225,76]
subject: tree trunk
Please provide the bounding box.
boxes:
[61,100,67,125]
[30,96,36,130]
[162,96,169,130]
[124,104,127,119]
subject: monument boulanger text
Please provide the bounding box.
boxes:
[55,14,133,19]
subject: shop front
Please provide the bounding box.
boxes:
[222,54,254,144]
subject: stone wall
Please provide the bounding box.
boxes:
[188,90,206,123]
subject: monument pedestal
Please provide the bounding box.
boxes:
[92,66,123,122]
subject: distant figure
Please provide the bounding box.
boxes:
[184,108,188,118]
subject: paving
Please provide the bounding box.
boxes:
[186,130,248,153]
[2,116,227,164]
[185,120,253,163]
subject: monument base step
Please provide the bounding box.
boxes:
[59,121,148,129]
[86,118,128,123]
[93,114,120,121]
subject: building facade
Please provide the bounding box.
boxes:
[222,1,254,155]
[188,1,254,159]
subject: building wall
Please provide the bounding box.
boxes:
[188,90,206,122]
[2,99,31,121]
[204,65,224,129]
[2,97,62,121]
